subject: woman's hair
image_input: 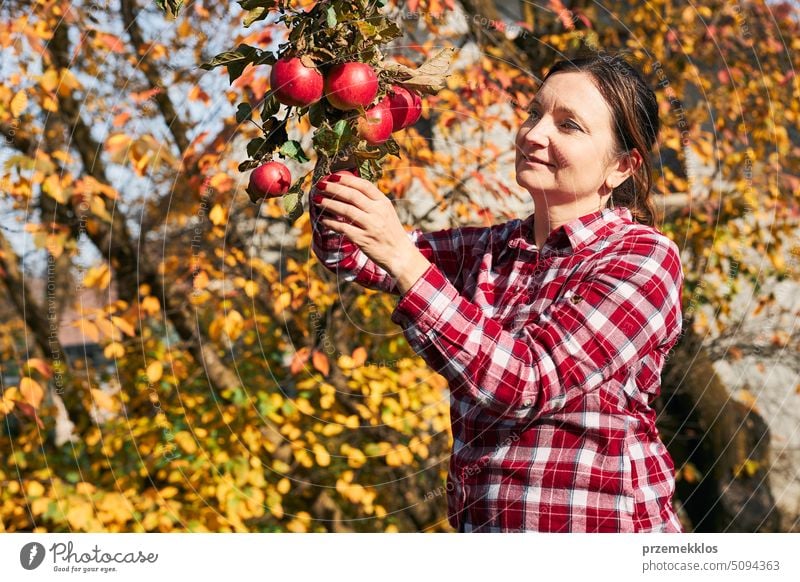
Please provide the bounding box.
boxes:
[543,53,660,227]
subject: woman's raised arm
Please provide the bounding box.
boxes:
[389,232,684,422]
[310,177,494,295]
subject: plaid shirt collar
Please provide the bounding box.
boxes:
[515,206,634,255]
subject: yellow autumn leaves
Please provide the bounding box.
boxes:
[209,309,245,342]
[10,90,27,117]
[146,361,164,384]
[4,68,81,117]
[19,377,45,408]
[0,358,55,418]
[0,380,44,417]
[104,133,178,176]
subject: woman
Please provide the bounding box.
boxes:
[309,53,684,533]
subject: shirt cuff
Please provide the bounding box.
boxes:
[390,263,459,334]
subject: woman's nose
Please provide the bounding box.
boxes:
[520,120,550,148]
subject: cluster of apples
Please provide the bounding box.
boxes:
[247,57,422,200]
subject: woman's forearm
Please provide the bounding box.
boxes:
[389,248,432,295]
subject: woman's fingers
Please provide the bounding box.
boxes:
[322,172,384,201]
[316,183,377,215]
[329,172,379,197]
[319,216,365,241]
[315,195,369,226]
[315,181,360,205]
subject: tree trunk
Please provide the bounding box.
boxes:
[659,326,781,532]
[0,231,85,428]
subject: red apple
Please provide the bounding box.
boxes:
[324,62,379,110]
[270,57,324,107]
[315,168,359,192]
[321,168,359,182]
[248,161,291,200]
[387,85,422,131]
[356,97,394,145]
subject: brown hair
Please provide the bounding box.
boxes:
[543,53,660,227]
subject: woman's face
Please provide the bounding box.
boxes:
[515,71,626,204]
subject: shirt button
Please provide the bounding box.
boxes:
[523,399,532,407]
[569,294,584,304]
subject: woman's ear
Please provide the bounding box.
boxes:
[605,149,643,190]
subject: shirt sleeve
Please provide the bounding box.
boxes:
[310,185,491,294]
[389,234,684,422]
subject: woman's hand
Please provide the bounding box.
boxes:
[313,172,431,293]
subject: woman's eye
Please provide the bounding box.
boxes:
[562,120,582,131]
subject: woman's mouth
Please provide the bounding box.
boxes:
[521,155,553,167]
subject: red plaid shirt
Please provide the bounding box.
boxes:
[311,195,685,533]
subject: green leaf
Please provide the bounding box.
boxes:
[333,119,351,138]
[377,21,402,42]
[226,64,250,85]
[308,101,325,127]
[246,137,267,158]
[243,6,268,27]
[354,21,377,38]
[200,51,243,70]
[358,159,378,182]
[264,121,289,151]
[200,46,256,70]
[200,44,260,84]
[255,52,277,67]
[238,0,278,10]
[326,5,337,27]
[282,189,304,224]
[236,103,253,123]
[238,0,280,23]
[261,94,280,120]
[279,140,310,163]
[238,159,260,172]
[377,137,400,158]
[154,0,184,18]
[312,120,354,157]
